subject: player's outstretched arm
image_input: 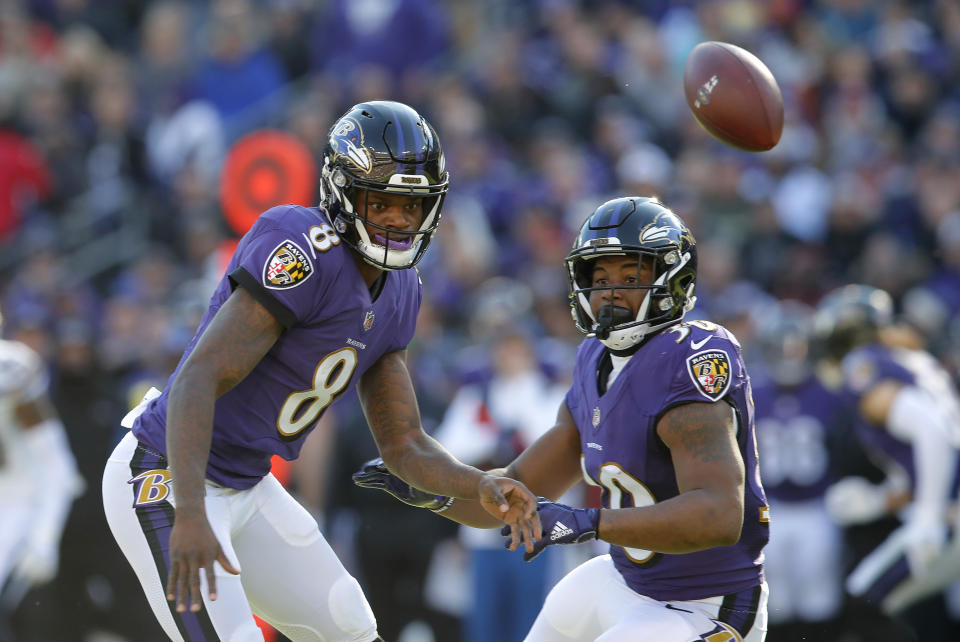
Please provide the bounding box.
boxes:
[358,349,545,548]
[165,286,282,612]
[354,398,583,530]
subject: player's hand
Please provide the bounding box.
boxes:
[503,499,600,562]
[825,476,888,526]
[902,514,947,574]
[352,457,451,510]
[479,475,542,553]
[166,511,240,613]
[11,537,58,586]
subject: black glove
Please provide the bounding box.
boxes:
[352,457,454,512]
[502,499,600,561]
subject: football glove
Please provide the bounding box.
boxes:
[11,535,59,586]
[352,457,454,512]
[902,511,948,575]
[825,476,889,526]
[502,499,600,561]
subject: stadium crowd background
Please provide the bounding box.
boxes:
[2,0,960,640]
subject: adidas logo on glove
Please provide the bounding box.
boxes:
[550,521,575,541]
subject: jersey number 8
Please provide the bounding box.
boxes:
[276,347,358,438]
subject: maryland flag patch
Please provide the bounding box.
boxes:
[686,349,732,401]
[263,240,313,289]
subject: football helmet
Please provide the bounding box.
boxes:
[756,300,814,386]
[812,284,893,361]
[566,197,697,352]
[320,101,449,270]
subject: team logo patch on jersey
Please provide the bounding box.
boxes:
[687,349,732,401]
[263,240,313,289]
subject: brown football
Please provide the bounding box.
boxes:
[683,41,784,152]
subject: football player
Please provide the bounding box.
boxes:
[102,101,542,642]
[0,318,80,619]
[750,301,847,640]
[814,285,960,616]
[356,197,770,641]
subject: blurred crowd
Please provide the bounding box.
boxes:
[2,0,960,640]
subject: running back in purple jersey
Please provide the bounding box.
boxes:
[132,204,421,489]
[840,343,960,494]
[753,374,846,502]
[566,320,769,602]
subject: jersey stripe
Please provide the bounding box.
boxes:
[717,584,761,636]
[129,442,221,641]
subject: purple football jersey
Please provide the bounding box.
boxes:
[752,374,846,502]
[133,204,421,489]
[841,343,960,493]
[566,321,769,601]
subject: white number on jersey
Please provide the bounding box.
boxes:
[756,415,828,487]
[584,461,658,564]
[277,347,357,438]
[307,223,341,253]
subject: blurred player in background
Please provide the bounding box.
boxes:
[102,101,541,642]
[356,196,770,641]
[0,312,81,639]
[433,328,569,642]
[750,301,846,641]
[814,284,960,636]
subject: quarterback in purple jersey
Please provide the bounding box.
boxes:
[356,197,770,641]
[102,101,541,642]
[815,285,960,618]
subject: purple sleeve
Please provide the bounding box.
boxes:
[227,223,328,328]
[663,340,741,407]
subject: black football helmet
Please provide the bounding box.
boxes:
[320,101,449,270]
[812,284,893,361]
[566,197,697,352]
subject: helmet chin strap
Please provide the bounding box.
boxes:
[594,305,634,339]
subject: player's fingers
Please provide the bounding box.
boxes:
[508,517,521,551]
[490,486,510,514]
[217,550,240,576]
[176,561,191,613]
[166,560,179,602]
[523,543,544,563]
[188,559,204,612]
[205,563,218,602]
[519,516,536,553]
[533,509,543,541]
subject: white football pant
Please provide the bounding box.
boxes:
[103,431,378,642]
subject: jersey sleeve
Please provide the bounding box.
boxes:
[661,331,743,409]
[227,213,331,328]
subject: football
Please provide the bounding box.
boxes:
[683,41,784,152]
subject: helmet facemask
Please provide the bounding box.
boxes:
[322,162,446,270]
[568,246,696,352]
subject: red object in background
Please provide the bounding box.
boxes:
[219,130,317,237]
[0,129,52,241]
